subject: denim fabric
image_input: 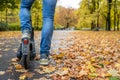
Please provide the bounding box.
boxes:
[19,0,57,54]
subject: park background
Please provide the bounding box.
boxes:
[0,0,120,31]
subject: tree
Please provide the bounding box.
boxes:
[0,0,19,30]
[107,0,112,31]
[114,0,117,31]
[115,0,120,31]
[55,6,77,29]
[2,0,19,27]
[0,1,4,23]
[76,0,120,31]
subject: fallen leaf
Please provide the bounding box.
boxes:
[104,61,111,65]
[40,66,56,73]
[11,58,20,62]
[20,72,35,78]
[19,75,27,80]
[55,67,69,76]
[105,73,112,77]
[93,64,102,68]
[89,73,98,77]
[52,53,65,59]
[108,69,120,77]
[0,71,5,75]
[14,64,23,69]
[16,69,28,73]
[51,74,62,80]
[90,57,96,62]
[87,62,96,73]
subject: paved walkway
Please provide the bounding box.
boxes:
[0,31,72,80]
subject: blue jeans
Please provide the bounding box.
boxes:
[19,0,57,54]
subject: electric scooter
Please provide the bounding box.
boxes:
[17,28,36,69]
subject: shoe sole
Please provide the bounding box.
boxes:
[39,59,49,66]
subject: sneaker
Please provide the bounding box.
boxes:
[39,54,49,66]
[22,30,31,39]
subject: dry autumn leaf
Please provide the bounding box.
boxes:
[0,71,5,75]
[20,72,35,78]
[51,74,62,80]
[52,53,65,59]
[55,67,69,76]
[11,57,20,62]
[108,69,120,77]
[19,75,27,80]
[40,66,56,73]
[14,64,23,69]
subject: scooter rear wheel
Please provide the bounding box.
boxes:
[22,55,30,69]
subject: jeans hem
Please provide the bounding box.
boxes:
[40,51,50,54]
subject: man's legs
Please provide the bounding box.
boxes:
[19,0,34,33]
[17,0,34,59]
[40,0,57,65]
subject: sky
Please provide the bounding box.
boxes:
[57,0,82,9]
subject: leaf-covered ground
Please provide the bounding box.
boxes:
[0,31,120,80]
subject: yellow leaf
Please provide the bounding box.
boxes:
[89,66,96,73]
[52,53,65,59]
[104,61,111,65]
[19,75,27,80]
[90,57,95,62]
[93,64,101,68]
[105,73,112,77]
[87,61,96,72]
[115,63,120,68]
[89,73,98,77]
[14,64,23,69]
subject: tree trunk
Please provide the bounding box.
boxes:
[96,0,99,31]
[91,0,96,30]
[114,0,117,31]
[36,14,39,29]
[107,0,112,31]
[117,14,120,31]
[66,22,69,29]
[91,23,93,30]
[5,8,8,27]
[0,12,2,23]
[93,0,96,30]
[106,18,108,30]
